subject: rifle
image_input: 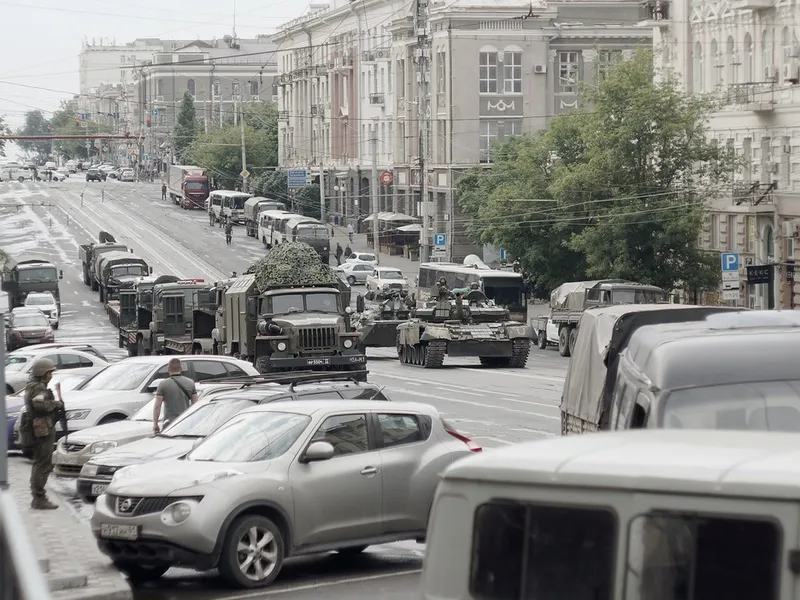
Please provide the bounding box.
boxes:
[55,382,68,444]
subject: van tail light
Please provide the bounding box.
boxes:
[442,419,482,452]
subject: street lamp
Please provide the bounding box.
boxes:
[334,184,347,222]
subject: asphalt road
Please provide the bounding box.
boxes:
[0,178,569,599]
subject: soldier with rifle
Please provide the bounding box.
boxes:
[18,358,64,510]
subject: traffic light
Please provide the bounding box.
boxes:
[146,116,152,127]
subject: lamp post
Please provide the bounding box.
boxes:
[333,184,347,224]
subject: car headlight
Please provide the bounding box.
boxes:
[277,341,287,351]
[343,339,353,349]
[81,463,98,476]
[90,441,118,454]
[51,311,58,318]
[65,409,90,420]
[183,470,242,489]
[162,502,192,525]
[110,466,133,483]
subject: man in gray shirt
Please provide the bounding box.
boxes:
[153,358,198,434]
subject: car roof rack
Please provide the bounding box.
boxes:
[200,370,370,389]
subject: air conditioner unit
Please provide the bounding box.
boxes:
[791,44,800,58]
[533,64,547,74]
[765,65,778,81]
[784,61,800,83]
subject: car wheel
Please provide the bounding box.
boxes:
[537,330,547,350]
[218,514,284,589]
[347,276,356,285]
[98,414,126,425]
[114,562,169,584]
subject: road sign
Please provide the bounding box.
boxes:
[433,233,447,247]
[240,169,250,179]
[722,289,740,301]
[721,271,739,282]
[431,247,446,258]
[80,113,87,120]
[499,248,507,261]
[720,252,739,272]
[287,168,307,188]
[379,171,393,186]
[151,109,159,116]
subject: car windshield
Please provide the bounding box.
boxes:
[611,288,665,304]
[270,294,304,314]
[232,196,248,210]
[295,225,327,239]
[17,267,57,283]
[188,411,310,462]
[380,271,403,280]
[162,400,256,437]
[5,355,30,371]
[13,314,48,327]
[357,254,376,262]
[185,181,208,191]
[111,265,147,276]
[305,293,339,313]
[79,362,155,391]
[25,295,54,306]
[662,380,800,431]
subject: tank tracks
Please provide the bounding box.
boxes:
[477,339,531,368]
[397,340,446,368]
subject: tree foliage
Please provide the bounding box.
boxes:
[17,110,52,160]
[295,184,321,220]
[48,101,109,160]
[457,49,731,296]
[172,92,198,162]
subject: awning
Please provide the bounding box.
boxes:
[395,223,421,232]
[362,212,419,222]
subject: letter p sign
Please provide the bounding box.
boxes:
[720,252,740,272]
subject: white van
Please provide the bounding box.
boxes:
[0,167,34,182]
[423,429,800,600]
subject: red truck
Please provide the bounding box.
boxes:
[167,165,209,210]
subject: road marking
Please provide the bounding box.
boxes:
[373,372,525,398]
[461,368,564,382]
[473,436,514,445]
[213,569,423,599]
[73,291,78,295]
[500,397,557,410]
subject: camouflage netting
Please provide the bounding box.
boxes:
[246,242,339,292]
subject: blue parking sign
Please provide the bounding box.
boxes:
[720,252,739,272]
[434,233,446,247]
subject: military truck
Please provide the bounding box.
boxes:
[396,282,532,369]
[352,289,414,348]
[1,257,63,310]
[117,275,179,355]
[211,274,259,359]
[95,251,151,303]
[537,279,667,358]
[148,279,215,355]
[243,197,286,237]
[247,284,364,376]
[78,231,127,289]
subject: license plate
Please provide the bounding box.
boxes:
[348,355,366,363]
[57,454,79,465]
[100,524,138,540]
[91,484,108,495]
[307,358,331,366]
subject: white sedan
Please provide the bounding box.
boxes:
[345,251,378,267]
[24,291,59,328]
[366,267,409,293]
[336,261,373,285]
[5,348,108,394]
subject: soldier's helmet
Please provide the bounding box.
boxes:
[438,277,447,286]
[31,358,56,378]
[470,282,480,290]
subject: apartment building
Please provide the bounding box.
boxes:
[656,0,800,309]
[273,0,650,260]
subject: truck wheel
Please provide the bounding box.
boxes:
[255,356,270,374]
[91,279,98,292]
[558,328,571,358]
[537,330,547,350]
[568,328,578,356]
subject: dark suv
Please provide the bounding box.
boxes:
[86,168,106,182]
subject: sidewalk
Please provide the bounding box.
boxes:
[6,457,132,600]
[330,228,420,278]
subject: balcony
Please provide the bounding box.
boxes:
[731,0,772,10]
[638,0,670,28]
[734,181,776,206]
[362,50,376,63]
[369,93,385,106]
[724,82,776,112]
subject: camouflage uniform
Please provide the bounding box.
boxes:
[22,358,60,510]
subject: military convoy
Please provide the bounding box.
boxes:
[352,289,414,348]
[78,231,151,303]
[112,275,179,355]
[1,257,63,310]
[243,197,286,237]
[147,279,216,355]
[396,281,532,368]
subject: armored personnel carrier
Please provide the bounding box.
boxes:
[353,289,414,348]
[396,281,532,368]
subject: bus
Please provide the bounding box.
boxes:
[208,190,252,225]
[417,259,528,323]
[257,210,296,248]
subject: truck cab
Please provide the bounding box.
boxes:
[1,258,63,310]
[149,280,213,355]
[119,275,179,356]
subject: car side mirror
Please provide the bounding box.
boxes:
[146,378,165,393]
[247,297,258,319]
[59,270,64,280]
[301,441,334,463]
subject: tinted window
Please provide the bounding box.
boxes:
[311,414,368,456]
[79,356,93,367]
[225,364,249,377]
[163,400,256,437]
[625,514,778,600]
[12,314,49,327]
[82,363,154,391]
[339,388,387,400]
[378,414,423,447]
[192,360,228,382]
[471,503,615,600]
[58,353,82,369]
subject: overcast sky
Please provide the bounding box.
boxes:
[0,0,307,157]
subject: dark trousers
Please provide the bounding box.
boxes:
[30,433,55,498]
[226,234,232,245]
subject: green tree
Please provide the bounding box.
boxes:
[0,116,9,156]
[172,92,198,162]
[295,184,321,220]
[17,110,52,160]
[457,49,730,295]
[252,170,288,201]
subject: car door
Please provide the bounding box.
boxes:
[355,264,371,283]
[375,412,434,533]
[288,412,383,547]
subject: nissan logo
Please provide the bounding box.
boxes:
[120,499,132,512]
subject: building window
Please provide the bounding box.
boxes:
[387,61,392,93]
[156,79,164,97]
[693,41,704,93]
[746,215,755,252]
[710,39,721,88]
[782,26,792,67]
[559,52,579,93]
[743,33,753,82]
[726,36,736,85]
[763,30,773,72]
[502,120,523,139]
[728,214,738,251]
[187,79,196,96]
[597,50,622,82]
[479,120,498,163]
[503,51,522,93]
[479,51,498,93]
[120,55,126,64]
[232,81,240,95]
[250,80,259,96]
[212,80,221,96]
[711,213,720,249]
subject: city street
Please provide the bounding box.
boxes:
[1,178,568,599]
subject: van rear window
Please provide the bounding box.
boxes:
[470,502,616,600]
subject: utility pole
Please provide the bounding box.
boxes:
[414,0,431,263]
[371,124,380,264]
[319,165,327,225]
[239,100,248,193]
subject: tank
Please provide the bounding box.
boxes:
[396,280,532,368]
[353,289,414,348]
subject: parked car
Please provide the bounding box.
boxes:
[107,169,121,180]
[86,168,106,182]
[365,267,409,294]
[335,261,372,286]
[119,169,135,182]
[44,161,57,171]
[76,371,382,500]
[345,252,378,267]
[65,161,78,173]
[10,343,108,361]
[53,169,69,181]
[91,400,480,587]
[23,291,60,328]
[5,347,107,394]
[5,309,54,351]
[0,167,35,182]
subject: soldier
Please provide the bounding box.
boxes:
[20,358,61,510]
[335,243,343,266]
[225,220,233,245]
[161,182,167,201]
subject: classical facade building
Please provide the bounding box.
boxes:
[656,0,800,308]
[273,0,651,260]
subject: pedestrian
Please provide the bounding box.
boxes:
[344,244,352,259]
[335,243,343,266]
[19,358,60,510]
[330,223,335,237]
[153,358,198,434]
[347,223,354,243]
[161,183,167,200]
[225,220,233,245]
[209,211,215,227]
